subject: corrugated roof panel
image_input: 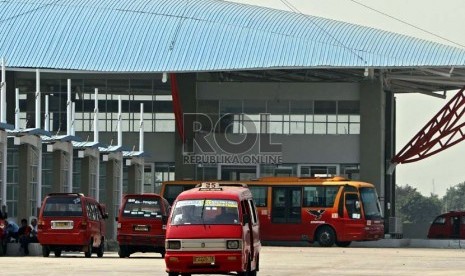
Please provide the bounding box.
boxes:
[1,0,465,72]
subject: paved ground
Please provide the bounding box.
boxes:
[2,246,465,275]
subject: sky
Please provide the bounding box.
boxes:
[229,0,465,197]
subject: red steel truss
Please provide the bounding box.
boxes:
[392,86,465,166]
[170,73,185,143]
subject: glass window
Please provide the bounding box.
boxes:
[267,100,289,114]
[303,186,340,207]
[171,199,239,225]
[122,197,162,218]
[290,101,313,115]
[249,186,267,207]
[43,196,83,217]
[338,101,360,114]
[244,100,266,114]
[314,101,336,114]
[220,100,242,114]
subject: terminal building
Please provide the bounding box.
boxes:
[1,0,465,238]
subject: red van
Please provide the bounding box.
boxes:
[37,193,108,257]
[116,193,170,258]
[428,211,465,239]
[165,182,261,276]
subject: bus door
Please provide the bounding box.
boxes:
[270,187,302,240]
[341,193,363,240]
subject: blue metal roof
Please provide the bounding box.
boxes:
[1,0,465,72]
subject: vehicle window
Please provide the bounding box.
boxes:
[171,199,239,225]
[360,187,383,220]
[43,196,83,217]
[249,186,267,207]
[433,216,446,224]
[86,203,94,220]
[303,186,339,207]
[247,199,258,224]
[164,185,195,205]
[345,193,361,219]
[123,198,162,218]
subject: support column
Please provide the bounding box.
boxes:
[52,150,64,192]
[81,156,91,195]
[174,73,197,180]
[103,152,122,240]
[18,144,31,221]
[0,131,7,209]
[359,78,386,210]
[127,159,144,194]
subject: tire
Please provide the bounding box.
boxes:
[42,246,50,257]
[0,242,5,256]
[238,255,254,276]
[335,241,351,247]
[84,239,93,258]
[316,226,336,247]
[54,249,62,257]
[160,249,166,258]
[96,239,104,258]
[118,245,129,258]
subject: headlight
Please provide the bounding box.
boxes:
[226,240,240,249]
[167,240,181,250]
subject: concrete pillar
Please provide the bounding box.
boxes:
[174,73,197,180]
[18,144,31,221]
[103,154,122,240]
[127,160,144,194]
[52,150,64,192]
[359,78,386,208]
[80,156,91,195]
[0,131,7,208]
[384,90,396,217]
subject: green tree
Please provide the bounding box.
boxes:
[395,184,443,224]
[443,181,465,211]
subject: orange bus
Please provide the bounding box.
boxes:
[161,176,384,247]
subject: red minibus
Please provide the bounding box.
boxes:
[38,193,108,257]
[161,176,384,247]
[165,182,261,276]
[116,193,171,258]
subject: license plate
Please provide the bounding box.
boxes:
[193,256,215,264]
[51,221,73,229]
[134,225,149,232]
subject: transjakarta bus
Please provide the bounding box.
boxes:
[161,176,384,247]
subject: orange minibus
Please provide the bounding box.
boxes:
[161,176,384,247]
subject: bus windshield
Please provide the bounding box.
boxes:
[171,199,239,225]
[360,187,383,220]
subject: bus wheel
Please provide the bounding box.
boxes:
[54,249,62,257]
[335,241,351,247]
[42,246,50,257]
[316,226,336,247]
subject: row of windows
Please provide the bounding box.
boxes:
[197,100,360,135]
[249,186,340,208]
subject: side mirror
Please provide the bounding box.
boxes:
[115,216,118,222]
[162,215,168,224]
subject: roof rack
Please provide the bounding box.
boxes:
[195,182,248,188]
